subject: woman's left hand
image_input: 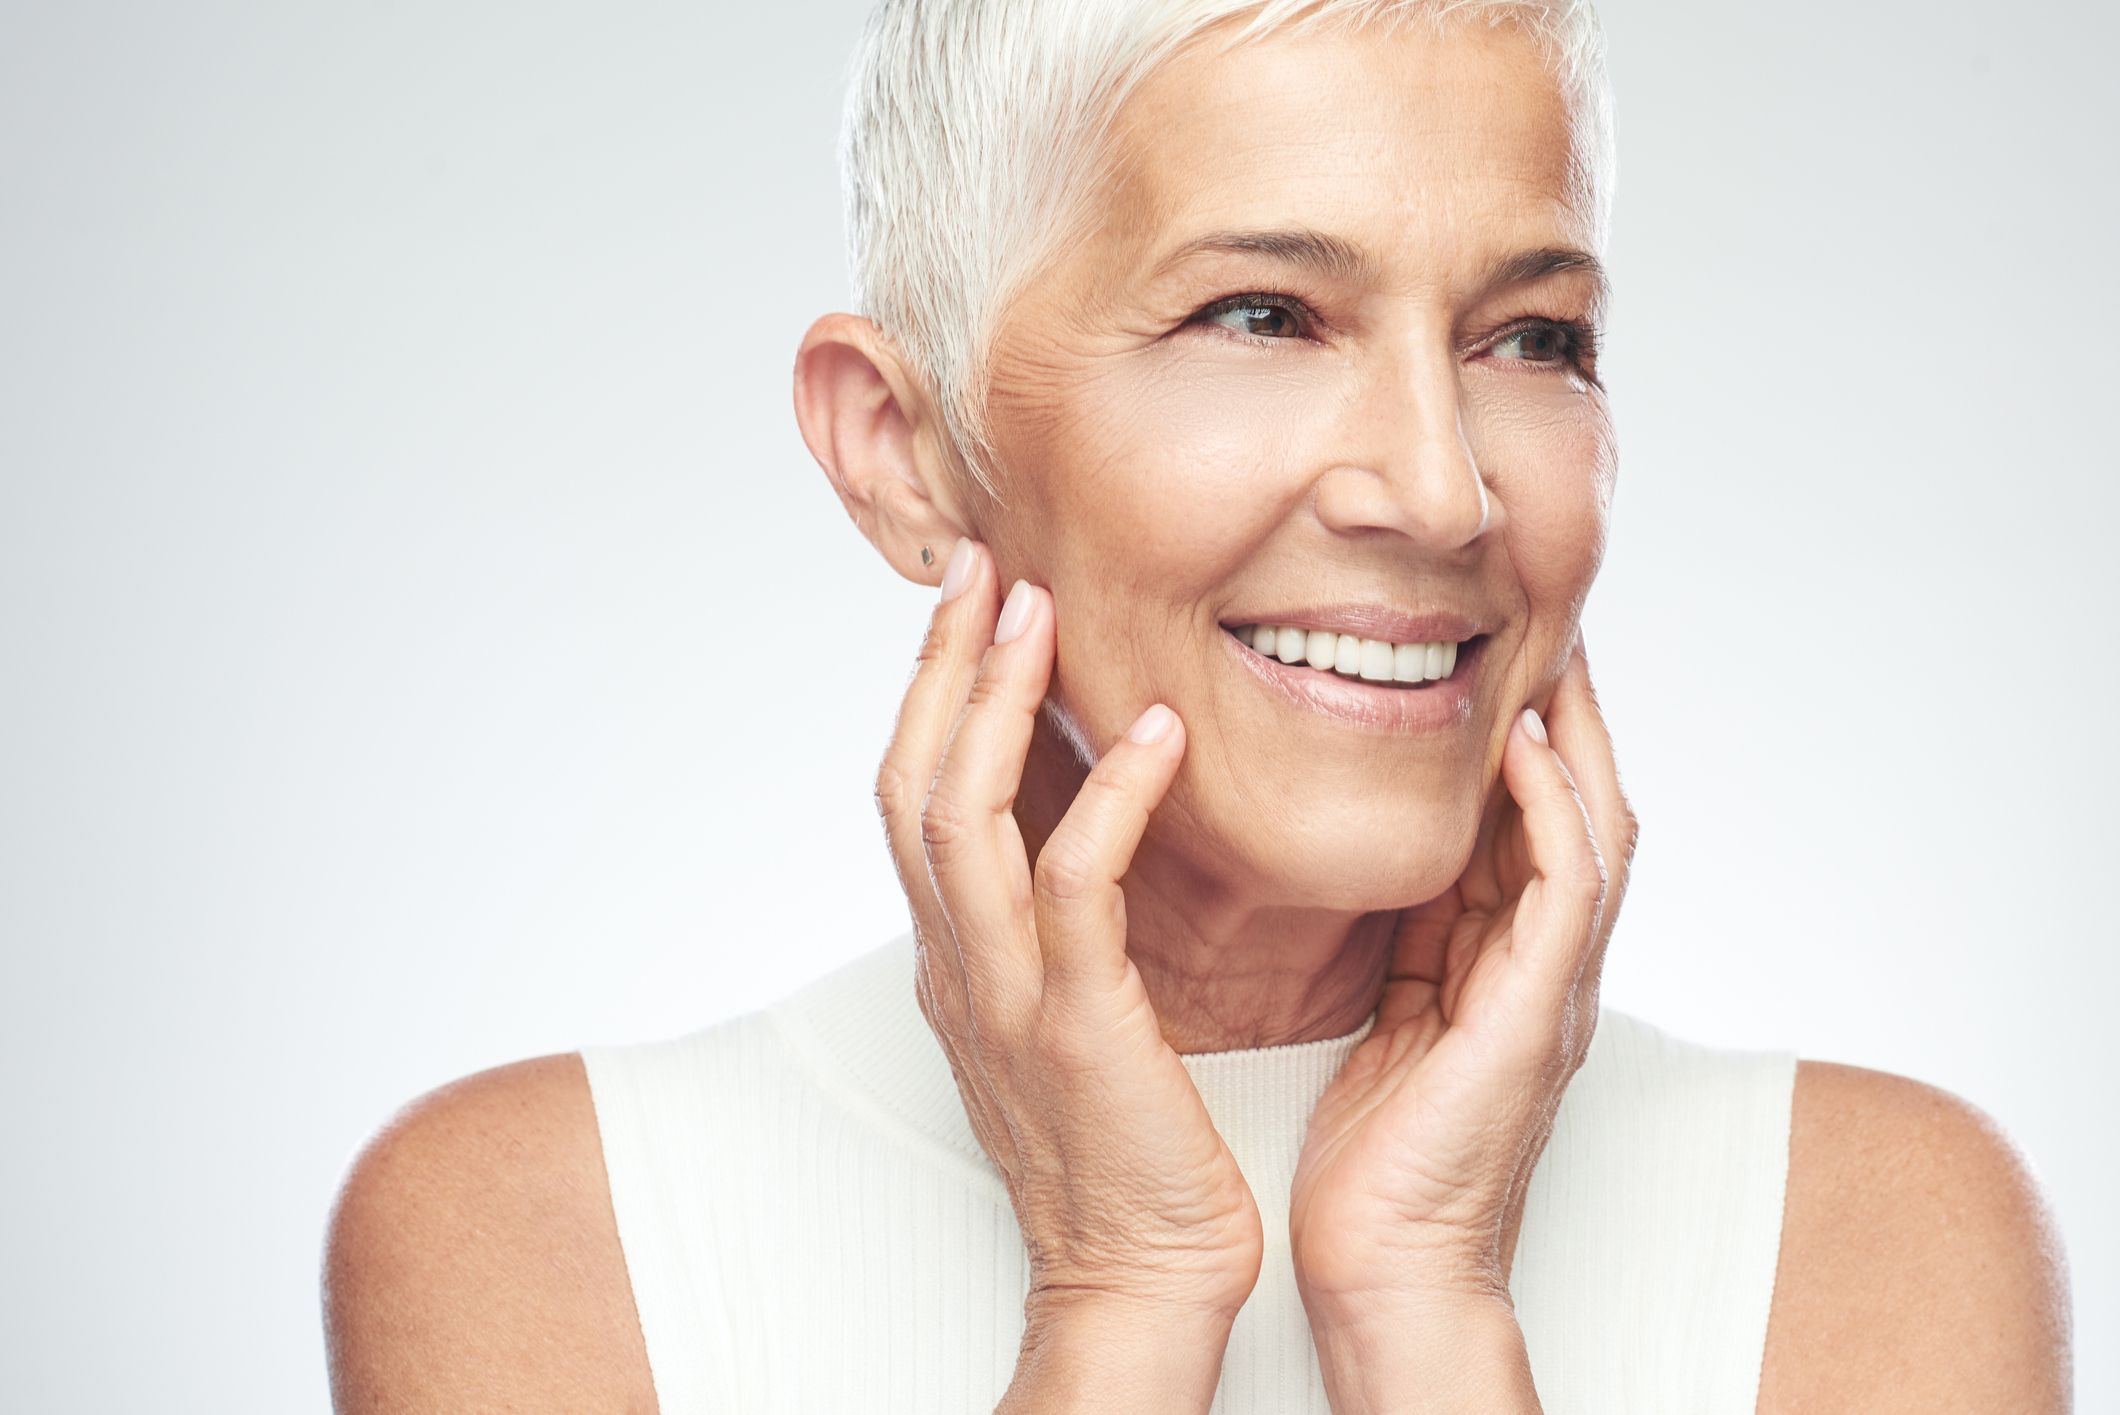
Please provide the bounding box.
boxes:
[1288,632,1638,1320]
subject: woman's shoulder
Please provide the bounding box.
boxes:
[1755,1056,2069,1413]
[1559,1011,2068,1409]
[322,1051,659,1414]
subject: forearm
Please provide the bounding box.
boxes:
[996,1292,1237,1415]
[1307,1293,1542,1415]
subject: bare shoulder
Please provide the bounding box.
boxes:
[321,1052,658,1415]
[1755,1058,2072,1415]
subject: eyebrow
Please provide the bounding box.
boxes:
[1148,226,1609,306]
[1150,227,1378,284]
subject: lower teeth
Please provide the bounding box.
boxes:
[1315,667,1440,689]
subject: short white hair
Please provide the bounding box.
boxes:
[837,0,1616,500]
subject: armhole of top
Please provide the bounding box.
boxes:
[1750,1046,1801,1415]
[578,1038,735,1414]
[1524,1007,1799,1414]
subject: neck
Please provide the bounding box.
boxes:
[1014,708,1398,1055]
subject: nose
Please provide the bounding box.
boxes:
[1309,341,1491,550]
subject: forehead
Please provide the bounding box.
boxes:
[1101,16,1597,277]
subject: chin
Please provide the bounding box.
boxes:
[1205,779,1482,910]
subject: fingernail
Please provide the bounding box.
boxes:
[994,578,1034,643]
[1520,706,1548,744]
[1127,702,1175,744]
[938,537,975,603]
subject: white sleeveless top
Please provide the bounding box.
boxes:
[579,928,1797,1414]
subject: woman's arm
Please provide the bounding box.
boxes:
[1753,1060,2071,1415]
[321,1054,659,1414]
[1308,1291,1539,1415]
[998,1291,1237,1413]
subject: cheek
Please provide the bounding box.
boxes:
[1469,383,1615,611]
[992,356,1327,758]
[1093,353,1367,562]
[1007,351,1314,584]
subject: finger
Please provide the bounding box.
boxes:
[920,575,1055,1036]
[1498,706,1607,1011]
[1379,904,1452,1030]
[875,537,999,1042]
[1031,700,1187,1002]
[1542,631,1637,967]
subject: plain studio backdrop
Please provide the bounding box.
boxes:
[1,1,2112,1409]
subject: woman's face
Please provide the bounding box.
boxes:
[979,16,1614,910]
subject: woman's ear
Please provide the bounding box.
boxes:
[791,312,974,590]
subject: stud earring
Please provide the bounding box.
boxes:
[920,545,933,567]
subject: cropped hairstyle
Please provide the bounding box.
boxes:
[838,0,1615,501]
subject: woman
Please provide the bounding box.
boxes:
[323,2,2070,1411]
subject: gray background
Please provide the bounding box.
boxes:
[2,1,2111,1409]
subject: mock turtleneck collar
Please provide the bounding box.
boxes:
[764,928,1377,1196]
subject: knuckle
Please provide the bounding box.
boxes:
[912,959,940,1028]
[1076,759,1136,806]
[913,937,958,1020]
[1024,998,1096,1070]
[962,980,1030,1058]
[1031,834,1103,903]
[963,660,1013,712]
[873,753,915,823]
[1030,764,1146,906]
[919,780,978,859]
[913,620,951,673]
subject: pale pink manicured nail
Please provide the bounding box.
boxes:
[1127,703,1175,744]
[994,579,1034,643]
[1520,706,1548,744]
[938,537,975,603]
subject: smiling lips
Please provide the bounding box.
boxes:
[1225,622,1469,687]
[1221,623,1487,733]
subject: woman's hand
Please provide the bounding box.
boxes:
[1287,632,1638,1322]
[872,538,1264,1341]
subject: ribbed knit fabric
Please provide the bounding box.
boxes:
[579,928,1797,1414]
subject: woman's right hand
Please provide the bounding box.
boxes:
[872,536,1264,1332]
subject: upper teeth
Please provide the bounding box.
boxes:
[1234,624,1462,683]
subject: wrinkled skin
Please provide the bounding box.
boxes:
[975,12,1617,1054]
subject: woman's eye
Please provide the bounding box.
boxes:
[1192,294,1307,341]
[1492,319,1596,368]
[1184,300,1600,378]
